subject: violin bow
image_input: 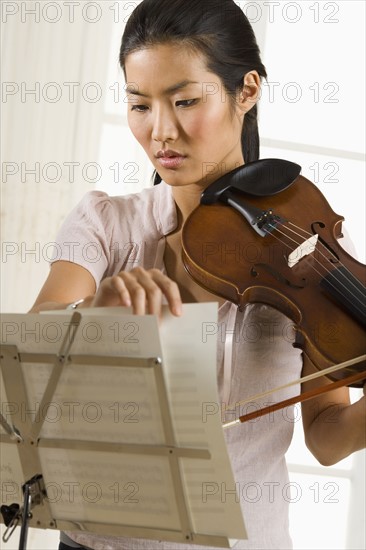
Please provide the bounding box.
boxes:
[223,354,366,428]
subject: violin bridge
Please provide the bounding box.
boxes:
[288,234,319,268]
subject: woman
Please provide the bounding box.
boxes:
[30,1,365,549]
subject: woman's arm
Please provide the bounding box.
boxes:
[30,261,182,316]
[29,261,97,312]
[301,356,366,466]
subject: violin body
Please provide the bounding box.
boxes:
[182,173,366,386]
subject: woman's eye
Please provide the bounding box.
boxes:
[130,99,199,112]
[130,105,149,112]
[176,99,199,107]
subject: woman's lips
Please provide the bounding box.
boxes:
[157,155,186,169]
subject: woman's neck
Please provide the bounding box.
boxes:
[170,185,203,227]
[170,159,246,225]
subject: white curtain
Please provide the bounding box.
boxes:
[1,1,113,312]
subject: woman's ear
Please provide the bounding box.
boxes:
[237,70,261,114]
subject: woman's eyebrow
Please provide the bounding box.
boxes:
[125,80,200,98]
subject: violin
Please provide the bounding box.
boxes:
[181,159,366,422]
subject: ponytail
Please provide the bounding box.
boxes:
[242,104,260,164]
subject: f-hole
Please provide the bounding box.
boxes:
[311,221,340,264]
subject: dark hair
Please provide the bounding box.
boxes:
[119,0,267,185]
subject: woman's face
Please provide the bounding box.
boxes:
[125,43,249,189]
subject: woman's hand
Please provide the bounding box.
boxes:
[29,262,182,317]
[88,267,182,317]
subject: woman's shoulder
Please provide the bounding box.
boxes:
[75,185,154,214]
[78,183,172,218]
[66,183,176,241]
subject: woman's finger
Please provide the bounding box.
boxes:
[91,275,132,307]
[121,270,150,315]
[121,268,182,316]
[150,269,182,316]
[89,268,182,317]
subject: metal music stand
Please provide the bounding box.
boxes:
[0,310,246,549]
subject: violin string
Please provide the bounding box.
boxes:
[266,226,365,314]
[266,225,338,282]
[267,223,365,311]
[264,227,365,316]
[274,222,346,276]
[275,222,364,300]
[281,221,365,300]
[286,220,363,285]
[222,354,366,415]
[277,222,365,307]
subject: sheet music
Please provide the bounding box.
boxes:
[160,304,246,536]
[0,305,246,541]
[39,449,181,529]
[0,443,24,506]
[2,311,165,443]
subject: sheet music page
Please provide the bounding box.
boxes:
[160,303,246,538]
[1,311,181,528]
[1,307,246,540]
[2,312,165,444]
[0,443,24,507]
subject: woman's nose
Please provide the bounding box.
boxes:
[151,106,179,143]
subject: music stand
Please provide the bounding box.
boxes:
[0,307,247,548]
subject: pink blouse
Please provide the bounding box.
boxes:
[53,182,304,549]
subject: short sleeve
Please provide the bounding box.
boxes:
[50,191,114,288]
